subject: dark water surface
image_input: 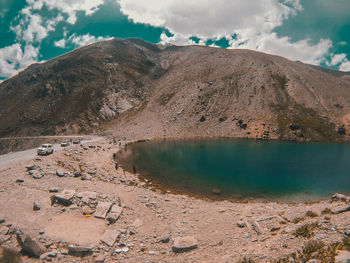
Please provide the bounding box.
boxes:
[118,139,350,201]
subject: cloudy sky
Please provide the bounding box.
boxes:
[1,0,350,80]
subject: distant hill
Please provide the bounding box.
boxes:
[1,38,350,142]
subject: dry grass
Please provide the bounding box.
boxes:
[294,222,319,238]
[306,210,318,218]
[321,208,332,215]
[237,257,256,263]
[0,247,22,263]
[292,217,305,224]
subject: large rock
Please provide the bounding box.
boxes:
[68,246,92,257]
[16,231,46,258]
[51,189,75,206]
[106,205,123,224]
[100,229,119,247]
[335,250,350,263]
[172,236,198,253]
[94,202,113,219]
[29,170,44,179]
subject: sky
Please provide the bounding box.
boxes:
[0,0,350,81]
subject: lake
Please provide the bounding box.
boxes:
[117,139,350,201]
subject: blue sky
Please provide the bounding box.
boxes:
[0,0,350,80]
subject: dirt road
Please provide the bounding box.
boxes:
[0,136,102,167]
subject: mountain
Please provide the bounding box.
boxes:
[1,38,350,142]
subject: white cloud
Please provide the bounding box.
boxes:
[28,0,104,24]
[340,60,350,72]
[55,33,111,49]
[326,53,347,67]
[118,0,333,65]
[0,43,39,78]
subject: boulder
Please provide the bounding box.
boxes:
[335,250,350,263]
[106,205,123,224]
[16,231,46,258]
[51,189,75,206]
[172,236,198,253]
[68,246,92,257]
[100,229,119,247]
[29,170,44,179]
[94,202,113,219]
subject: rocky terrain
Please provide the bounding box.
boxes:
[0,38,350,141]
[1,138,350,262]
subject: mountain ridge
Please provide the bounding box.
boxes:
[1,38,350,142]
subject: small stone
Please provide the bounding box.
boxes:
[148,251,157,255]
[33,202,41,211]
[56,170,65,177]
[0,215,5,224]
[29,170,44,179]
[121,247,129,253]
[94,254,105,263]
[270,223,281,232]
[49,188,59,193]
[237,221,246,228]
[40,251,57,260]
[159,235,170,243]
[26,164,38,171]
[68,246,92,257]
[172,236,198,253]
[82,206,94,215]
[16,179,24,183]
[81,174,92,180]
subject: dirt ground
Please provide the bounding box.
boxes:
[0,137,350,263]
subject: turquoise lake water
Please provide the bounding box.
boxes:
[118,139,350,201]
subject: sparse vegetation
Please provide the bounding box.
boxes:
[294,222,319,238]
[321,208,332,215]
[237,257,256,263]
[0,247,22,263]
[306,210,318,218]
[293,217,305,224]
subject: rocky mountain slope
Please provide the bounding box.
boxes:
[1,38,350,141]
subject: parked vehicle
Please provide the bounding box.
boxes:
[37,144,54,155]
[72,139,81,144]
[60,140,70,147]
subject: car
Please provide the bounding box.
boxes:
[72,139,81,144]
[60,140,70,147]
[37,144,54,155]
